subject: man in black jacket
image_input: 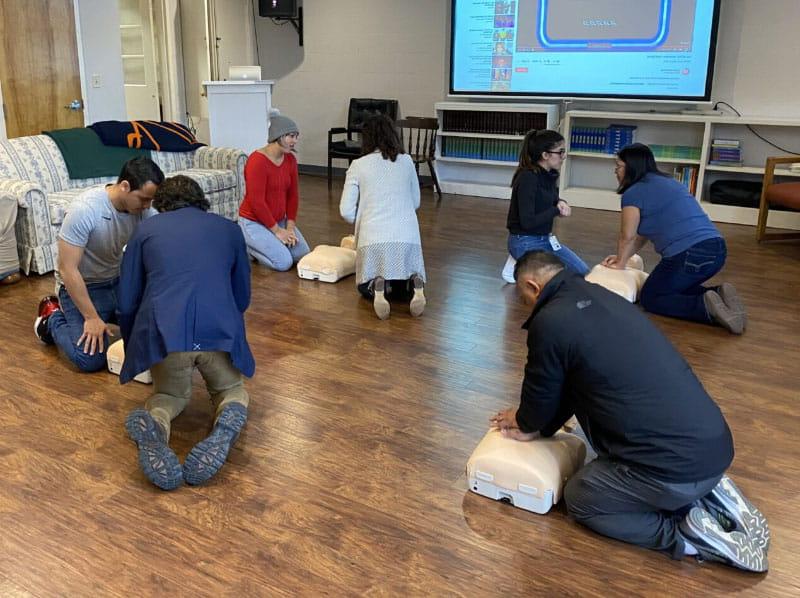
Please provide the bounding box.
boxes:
[491,251,769,572]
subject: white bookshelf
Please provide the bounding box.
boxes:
[434,102,559,199]
[561,110,800,230]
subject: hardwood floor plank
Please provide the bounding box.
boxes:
[1,175,798,595]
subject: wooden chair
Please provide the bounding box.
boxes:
[397,117,442,200]
[327,98,399,189]
[756,155,800,242]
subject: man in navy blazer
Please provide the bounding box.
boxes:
[119,175,255,490]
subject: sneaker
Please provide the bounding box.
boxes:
[701,476,770,551]
[717,283,747,330]
[409,274,426,317]
[372,277,390,320]
[34,295,61,345]
[125,409,183,491]
[703,290,744,335]
[679,506,767,573]
[183,403,248,486]
[501,255,517,284]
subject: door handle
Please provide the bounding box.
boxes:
[64,99,84,110]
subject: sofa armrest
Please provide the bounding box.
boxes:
[192,146,247,203]
[0,178,47,210]
[0,178,56,273]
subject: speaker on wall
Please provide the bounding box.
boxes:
[258,0,297,18]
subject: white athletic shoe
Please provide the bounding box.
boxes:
[701,476,770,551]
[501,255,516,284]
[679,506,768,573]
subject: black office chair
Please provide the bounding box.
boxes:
[327,98,399,188]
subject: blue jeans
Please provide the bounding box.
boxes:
[48,279,119,372]
[640,237,726,324]
[239,217,310,271]
[508,234,590,276]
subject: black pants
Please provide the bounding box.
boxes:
[563,458,722,559]
[357,278,414,302]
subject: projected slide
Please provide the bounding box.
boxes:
[538,0,671,49]
[450,0,718,99]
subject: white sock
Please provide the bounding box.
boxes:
[683,540,699,556]
[501,254,516,283]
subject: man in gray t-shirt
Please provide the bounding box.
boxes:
[35,157,165,373]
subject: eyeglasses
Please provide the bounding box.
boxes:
[547,148,567,156]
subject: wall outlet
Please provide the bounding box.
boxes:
[91,74,102,88]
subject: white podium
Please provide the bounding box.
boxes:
[203,80,275,154]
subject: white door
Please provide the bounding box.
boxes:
[179,0,213,143]
[119,0,161,120]
[212,0,257,80]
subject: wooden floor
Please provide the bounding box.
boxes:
[2,175,799,596]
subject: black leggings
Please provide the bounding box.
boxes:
[357,278,415,302]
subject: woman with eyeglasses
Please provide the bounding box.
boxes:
[505,129,589,278]
[602,143,746,334]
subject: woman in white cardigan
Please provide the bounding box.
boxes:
[339,115,426,320]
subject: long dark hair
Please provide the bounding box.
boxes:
[615,143,669,194]
[511,129,564,188]
[360,114,404,162]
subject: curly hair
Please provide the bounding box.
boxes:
[152,175,210,213]
[360,114,404,162]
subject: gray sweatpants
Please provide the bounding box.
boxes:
[563,458,722,559]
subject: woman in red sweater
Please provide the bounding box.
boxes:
[238,115,310,270]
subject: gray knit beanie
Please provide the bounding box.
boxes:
[268,115,299,143]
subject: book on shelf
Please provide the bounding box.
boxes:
[568,124,638,154]
[711,149,742,157]
[709,160,744,167]
[441,110,546,136]
[441,137,520,162]
[672,165,698,194]
[712,138,741,147]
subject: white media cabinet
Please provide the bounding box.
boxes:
[434,102,559,199]
[561,110,800,230]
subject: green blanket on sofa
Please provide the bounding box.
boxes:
[43,127,148,179]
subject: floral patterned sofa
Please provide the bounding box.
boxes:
[0,135,246,275]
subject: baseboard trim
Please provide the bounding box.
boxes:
[298,163,433,184]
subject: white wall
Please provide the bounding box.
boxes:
[711,0,800,116]
[249,0,800,168]
[37,1,796,153]
[253,0,449,167]
[75,0,127,124]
